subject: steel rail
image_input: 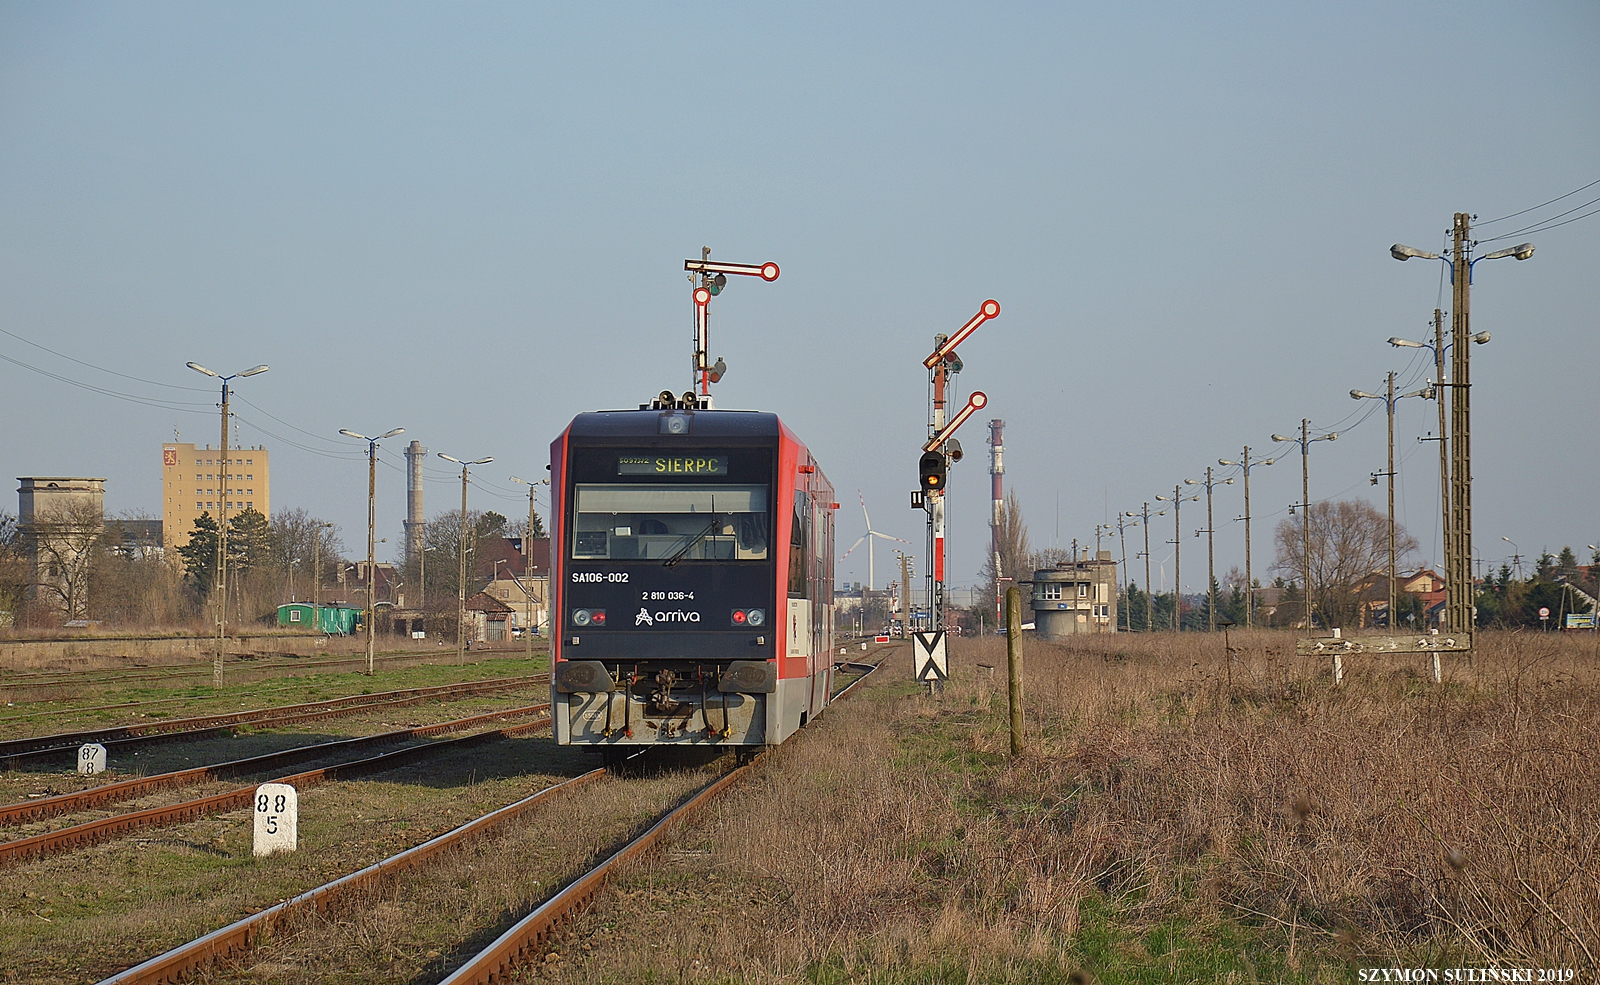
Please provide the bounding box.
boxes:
[0,715,552,865]
[0,657,522,723]
[95,769,603,985]
[440,654,885,984]
[0,703,552,825]
[0,674,548,764]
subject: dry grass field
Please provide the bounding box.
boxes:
[541,631,1599,983]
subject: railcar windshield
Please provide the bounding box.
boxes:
[572,483,769,561]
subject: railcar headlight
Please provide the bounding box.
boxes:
[572,608,605,627]
[746,608,765,627]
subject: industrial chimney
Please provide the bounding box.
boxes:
[404,439,426,563]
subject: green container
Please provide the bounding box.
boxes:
[277,603,363,635]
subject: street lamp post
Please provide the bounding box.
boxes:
[1115,513,1138,632]
[1219,447,1274,628]
[310,521,333,635]
[1501,536,1522,578]
[1124,504,1165,632]
[439,453,493,664]
[1155,485,1199,631]
[1185,468,1233,631]
[1392,218,1532,633]
[1391,308,1453,627]
[1272,420,1338,629]
[509,475,548,663]
[341,428,405,676]
[186,361,269,688]
[1351,376,1431,628]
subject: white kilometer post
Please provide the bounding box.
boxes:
[253,782,298,856]
[77,743,107,775]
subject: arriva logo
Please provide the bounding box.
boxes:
[635,609,701,626]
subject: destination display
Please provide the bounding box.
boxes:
[618,453,728,476]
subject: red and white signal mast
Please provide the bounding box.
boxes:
[915,299,1000,640]
[684,248,780,399]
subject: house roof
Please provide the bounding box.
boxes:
[465,591,513,613]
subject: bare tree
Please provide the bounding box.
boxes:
[0,511,28,626]
[1274,499,1418,629]
[22,499,104,621]
[979,492,1032,610]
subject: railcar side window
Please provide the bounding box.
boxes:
[789,490,809,598]
[571,484,769,561]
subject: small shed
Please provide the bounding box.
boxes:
[465,591,513,643]
[277,603,363,635]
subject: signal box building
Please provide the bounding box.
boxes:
[1032,550,1118,637]
[161,442,270,551]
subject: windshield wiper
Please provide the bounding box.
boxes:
[663,514,721,567]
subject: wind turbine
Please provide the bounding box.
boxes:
[839,491,910,591]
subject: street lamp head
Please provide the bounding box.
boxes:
[469,457,494,465]
[186,361,219,378]
[1218,458,1237,466]
[1481,243,1535,261]
[1262,458,1276,466]
[1123,511,1138,517]
[1471,332,1491,345]
[1388,337,1425,348]
[377,427,405,439]
[1155,495,1170,502]
[1183,479,1199,486]
[1391,244,1441,261]
[1350,389,1379,400]
[438,454,462,464]
[1223,478,1234,485]
[339,429,367,440]
[239,365,270,378]
[1270,434,1290,443]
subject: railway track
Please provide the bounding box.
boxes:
[0,674,549,767]
[0,707,554,865]
[0,702,553,826]
[0,651,420,691]
[91,654,884,985]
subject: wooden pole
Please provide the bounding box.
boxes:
[1006,586,1023,755]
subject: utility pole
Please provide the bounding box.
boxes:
[186,361,268,688]
[1448,213,1473,636]
[1188,468,1231,632]
[1156,485,1197,631]
[1433,308,1449,625]
[1125,503,1164,632]
[1272,420,1336,629]
[215,382,230,687]
[510,475,546,662]
[439,453,494,664]
[1391,218,1532,634]
[1351,374,1428,627]
[898,552,912,637]
[341,428,403,676]
[1219,447,1273,628]
[1116,514,1136,631]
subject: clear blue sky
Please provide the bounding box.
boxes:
[2,2,1596,594]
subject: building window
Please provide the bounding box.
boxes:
[196,502,203,509]
[247,502,253,509]
[1038,583,1063,601]
[1078,583,1088,597]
